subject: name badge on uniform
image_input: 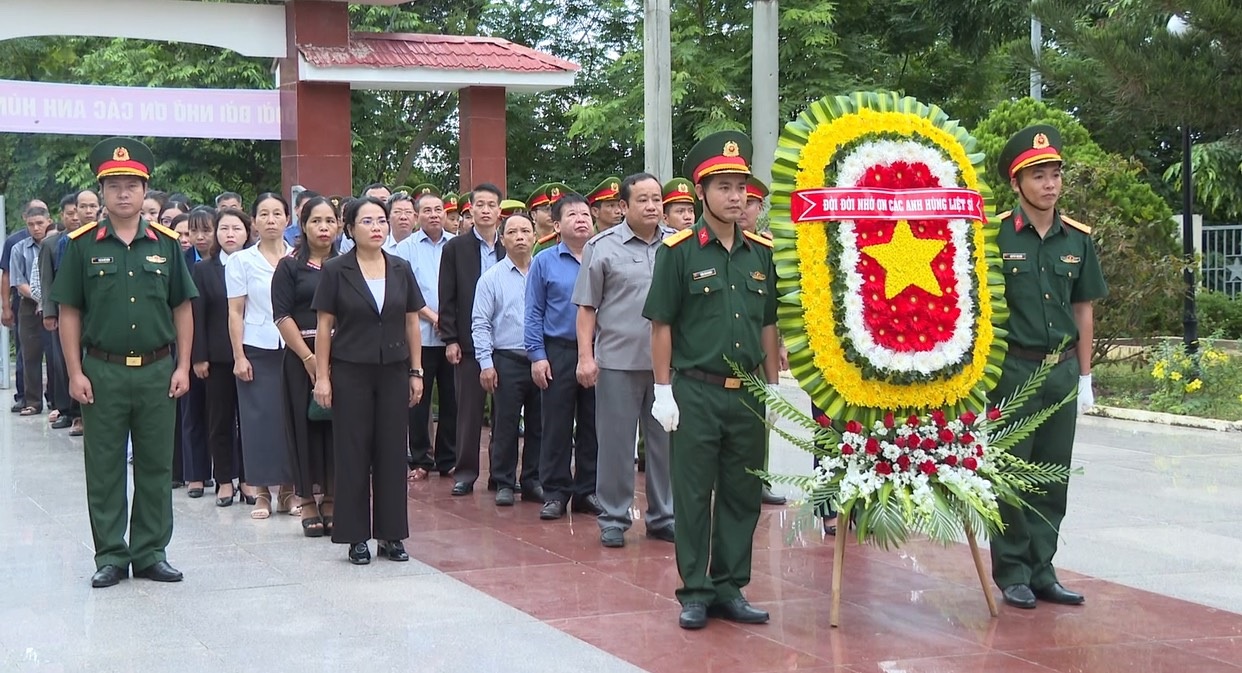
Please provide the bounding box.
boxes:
[1060,254,1081,264]
[145,254,166,264]
[751,271,766,281]
[90,256,114,264]
[691,268,717,281]
[1002,252,1027,261]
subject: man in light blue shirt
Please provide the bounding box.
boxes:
[10,205,53,413]
[394,192,457,477]
[471,215,540,507]
[525,193,601,520]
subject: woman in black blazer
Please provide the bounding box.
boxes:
[192,208,253,507]
[312,196,425,565]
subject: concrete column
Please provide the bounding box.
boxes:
[280,0,353,199]
[459,86,508,195]
[751,0,779,186]
[643,0,673,180]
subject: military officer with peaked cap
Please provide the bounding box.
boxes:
[587,176,624,232]
[533,183,574,256]
[661,177,697,231]
[642,130,781,630]
[527,183,555,241]
[52,137,198,588]
[990,125,1106,609]
[443,192,461,234]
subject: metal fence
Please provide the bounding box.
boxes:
[1202,222,1242,297]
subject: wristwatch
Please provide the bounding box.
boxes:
[409,368,424,378]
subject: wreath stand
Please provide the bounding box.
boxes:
[828,513,999,627]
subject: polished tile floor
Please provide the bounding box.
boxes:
[2,375,1240,672]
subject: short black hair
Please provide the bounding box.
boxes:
[342,196,389,241]
[551,192,588,222]
[619,172,660,202]
[294,189,320,208]
[167,193,191,207]
[59,193,78,210]
[471,183,503,203]
[215,191,243,207]
[252,192,291,219]
[362,182,390,197]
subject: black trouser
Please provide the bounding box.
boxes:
[47,327,78,419]
[11,288,24,403]
[409,346,457,473]
[490,351,541,491]
[203,362,243,484]
[452,351,487,485]
[538,338,597,505]
[331,360,409,544]
[17,298,44,411]
[179,373,211,482]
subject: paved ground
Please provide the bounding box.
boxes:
[1,375,1240,672]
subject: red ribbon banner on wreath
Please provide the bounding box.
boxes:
[791,187,986,224]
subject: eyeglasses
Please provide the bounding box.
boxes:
[357,218,388,227]
[159,216,175,225]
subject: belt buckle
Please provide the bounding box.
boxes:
[1043,353,1059,366]
[125,356,143,367]
[724,377,742,390]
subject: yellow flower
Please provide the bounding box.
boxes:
[1170,371,1182,381]
[1184,379,1203,393]
[1151,361,1167,380]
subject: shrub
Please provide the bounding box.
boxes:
[1196,290,1242,340]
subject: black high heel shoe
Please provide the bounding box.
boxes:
[215,484,236,508]
[348,542,371,565]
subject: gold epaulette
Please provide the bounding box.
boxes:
[743,230,773,248]
[536,232,559,245]
[68,222,98,240]
[995,210,1012,221]
[149,221,181,239]
[662,228,694,247]
[1061,215,1092,235]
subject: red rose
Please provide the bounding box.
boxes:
[919,460,937,476]
[959,433,975,445]
[874,462,893,475]
[987,407,1002,421]
[944,454,959,467]
[920,438,938,451]
[930,410,947,427]
[896,455,911,471]
[883,412,895,429]
[864,438,881,455]
[894,435,907,449]
[963,457,978,471]
[840,443,855,456]
[845,420,863,434]
[938,428,955,443]
[975,444,984,457]
[815,414,833,428]
[906,415,920,427]
[958,411,977,426]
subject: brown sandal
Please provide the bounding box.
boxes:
[250,491,272,520]
[275,486,300,516]
[19,406,40,416]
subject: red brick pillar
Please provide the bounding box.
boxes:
[458,86,507,196]
[280,0,353,200]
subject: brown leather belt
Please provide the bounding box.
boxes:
[1008,342,1077,365]
[678,368,747,390]
[87,345,172,368]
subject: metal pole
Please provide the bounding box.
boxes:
[1182,126,1199,354]
[1030,15,1043,100]
[643,0,673,180]
[751,0,780,185]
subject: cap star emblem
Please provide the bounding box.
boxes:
[677,184,690,193]
[610,182,618,191]
[723,141,740,157]
[1033,133,1050,149]
[113,147,130,161]
[550,187,561,197]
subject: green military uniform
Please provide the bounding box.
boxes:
[532,183,574,256]
[662,177,695,206]
[990,125,1107,593]
[642,131,778,608]
[50,138,198,578]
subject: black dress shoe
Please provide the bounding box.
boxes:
[133,561,183,583]
[645,525,675,543]
[51,415,72,429]
[171,481,185,489]
[600,527,625,548]
[91,564,127,588]
[204,479,215,488]
[571,494,603,515]
[187,487,204,498]
[540,500,565,520]
[1002,584,1037,609]
[708,597,769,624]
[678,602,708,630]
[348,542,371,565]
[451,481,474,496]
[495,487,515,506]
[521,484,545,503]
[377,540,409,562]
[1034,583,1085,605]
[761,487,787,506]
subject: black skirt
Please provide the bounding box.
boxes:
[282,338,334,497]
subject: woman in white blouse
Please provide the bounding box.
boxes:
[226,193,296,519]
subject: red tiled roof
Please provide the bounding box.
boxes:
[299,33,580,73]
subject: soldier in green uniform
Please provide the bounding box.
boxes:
[443,192,461,234]
[533,183,573,256]
[528,183,554,240]
[661,177,696,231]
[991,125,1106,609]
[51,138,198,588]
[587,176,623,232]
[642,131,781,630]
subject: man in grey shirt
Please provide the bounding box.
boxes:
[10,205,52,415]
[573,173,676,548]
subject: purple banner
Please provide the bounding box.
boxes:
[0,80,280,140]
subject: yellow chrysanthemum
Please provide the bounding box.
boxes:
[1184,378,1203,393]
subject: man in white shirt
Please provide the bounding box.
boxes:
[394,192,456,478]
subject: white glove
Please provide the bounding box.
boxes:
[765,383,781,425]
[652,383,680,433]
[1077,374,1095,413]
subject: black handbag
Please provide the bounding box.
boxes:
[308,399,332,422]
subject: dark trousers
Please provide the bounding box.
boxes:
[452,351,487,485]
[179,374,211,482]
[490,352,541,491]
[330,361,410,544]
[538,339,596,505]
[203,362,243,484]
[12,289,24,402]
[46,328,78,418]
[17,298,44,410]
[409,346,456,473]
